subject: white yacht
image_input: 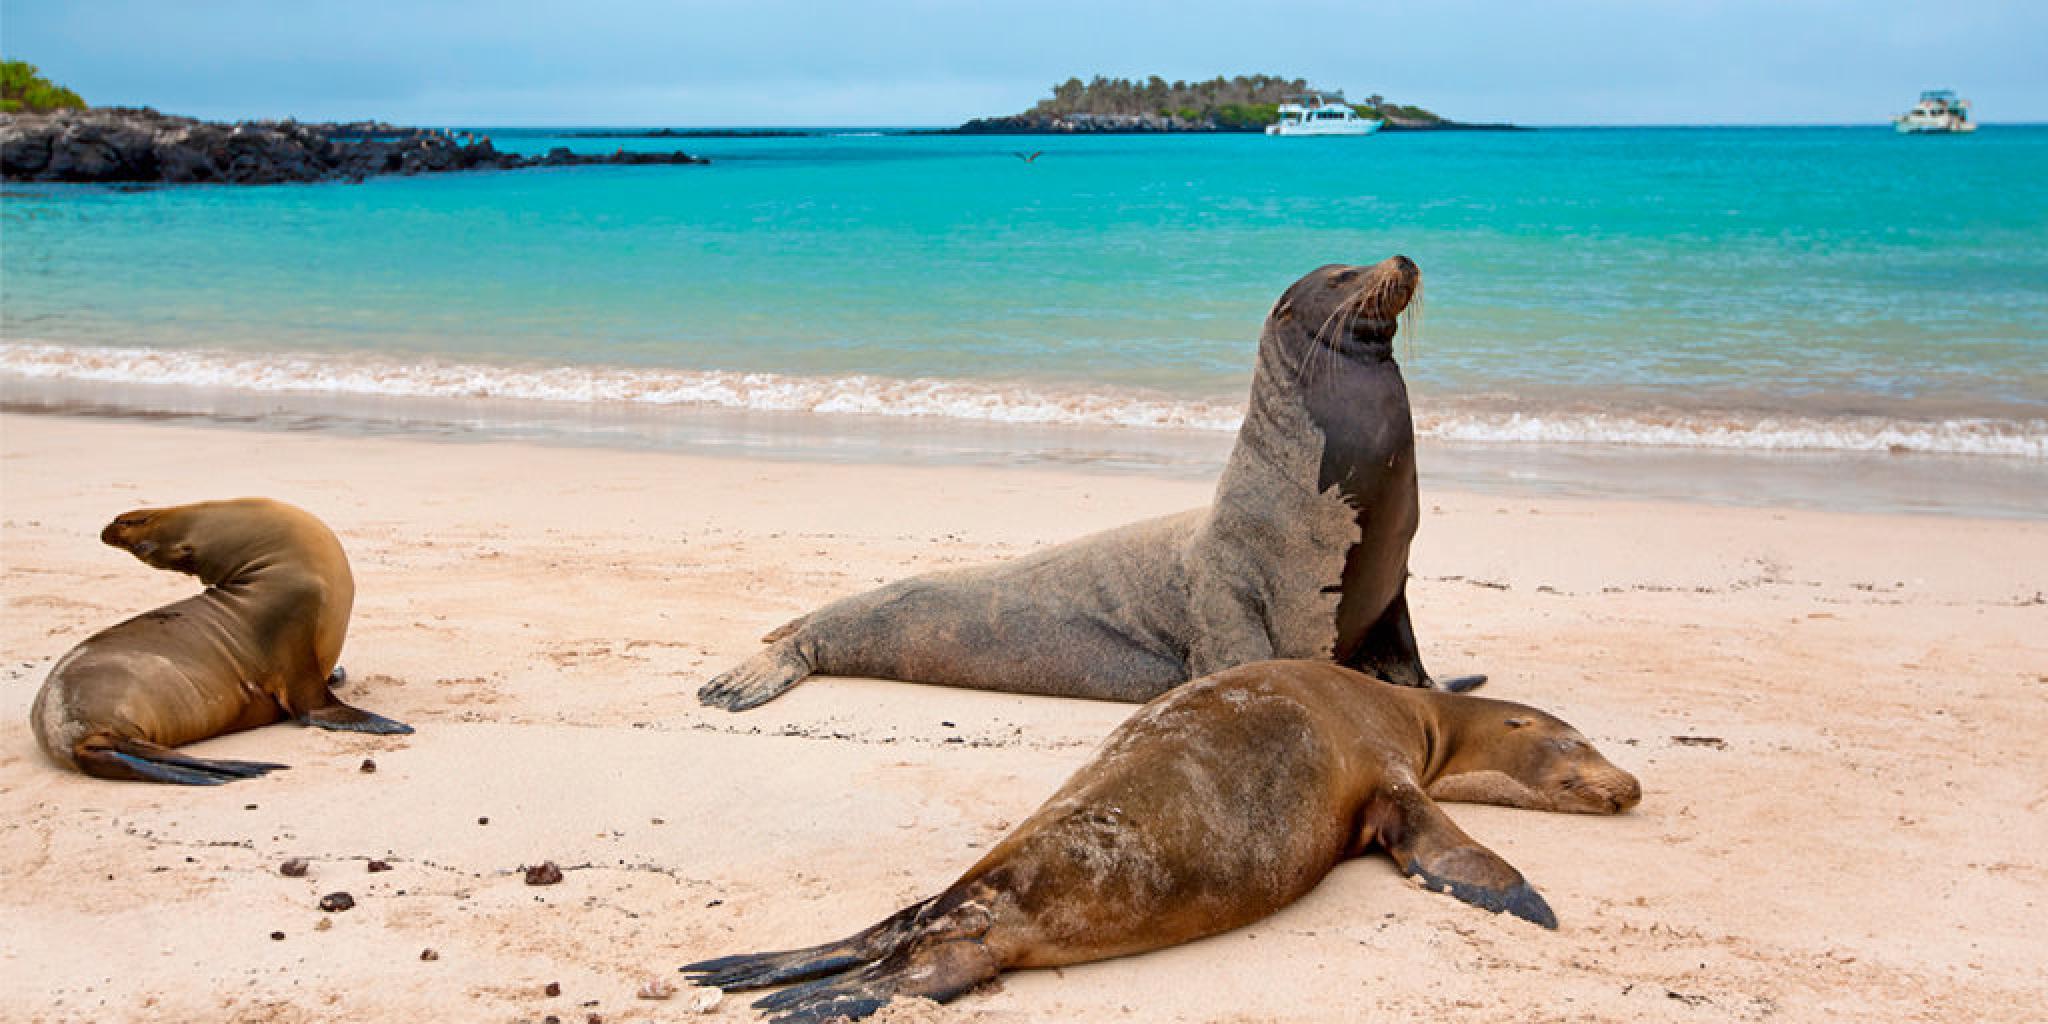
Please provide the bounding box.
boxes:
[1894,90,1975,134]
[1266,93,1383,136]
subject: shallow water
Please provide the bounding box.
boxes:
[3,126,2044,500]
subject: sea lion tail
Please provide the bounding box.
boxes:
[76,737,289,786]
[681,895,935,990]
[761,616,808,644]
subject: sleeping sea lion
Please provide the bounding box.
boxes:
[701,256,1478,711]
[29,498,411,785]
[683,660,1640,1023]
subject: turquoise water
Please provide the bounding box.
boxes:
[3,126,2046,456]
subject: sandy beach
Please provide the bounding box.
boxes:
[2,410,2044,1023]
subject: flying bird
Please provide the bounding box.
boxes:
[1012,151,1044,163]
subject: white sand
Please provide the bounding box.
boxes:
[2,411,2044,1023]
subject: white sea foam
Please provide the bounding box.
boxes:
[1416,409,2047,459]
[4,342,2043,458]
[0,342,1244,431]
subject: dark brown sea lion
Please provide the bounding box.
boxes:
[701,256,1478,711]
[29,498,410,785]
[683,660,1640,1023]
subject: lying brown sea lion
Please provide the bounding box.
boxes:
[30,498,410,785]
[683,660,1640,1022]
[700,256,1482,712]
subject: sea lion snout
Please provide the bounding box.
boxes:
[1431,704,1641,815]
[1552,760,1642,814]
[102,510,185,567]
[101,512,162,556]
[1296,256,1421,348]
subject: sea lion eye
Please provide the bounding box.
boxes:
[1503,717,1531,729]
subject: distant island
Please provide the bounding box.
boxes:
[1,109,708,186]
[952,74,1520,133]
[1,58,719,185]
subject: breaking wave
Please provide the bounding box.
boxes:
[4,342,2042,458]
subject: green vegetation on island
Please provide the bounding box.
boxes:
[1031,75,1442,127]
[1,60,86,114]
[953,74,1465,133]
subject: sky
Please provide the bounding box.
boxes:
[3,0,2044,126]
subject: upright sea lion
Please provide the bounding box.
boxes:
[30,498,411,786]
[701,256,1477,711]
[683,660,1640,1023]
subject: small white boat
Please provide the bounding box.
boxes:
[1894,90,1975,134]
[1266,93,1382,137]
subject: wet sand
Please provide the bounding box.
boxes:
[2,411,2044,1023]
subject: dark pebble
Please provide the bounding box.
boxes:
[360,758,377,773]
[545,981,562,997]
[524,861,565,886]
[478,816,490,825]
[705,898,723,908]
[367,860,392,873]
[319,891,355,912]
[544,1017,561,1024]
[420,948,440,961]
[280,858,309,877]
[270,931,285,941]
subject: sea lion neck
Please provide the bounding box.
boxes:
[1377,684,1452,783]
[1416,690,1502,780]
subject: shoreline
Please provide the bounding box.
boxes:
[2,411,2043,1023]
[5,371,2045,519]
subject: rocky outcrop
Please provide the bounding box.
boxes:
[0,108,707,185]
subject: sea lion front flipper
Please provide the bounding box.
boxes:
[76,737,290,786]
[1366,782,1557,929]
[698,641,813,711]
[301,701,413,734]
[1345,591,1487,691]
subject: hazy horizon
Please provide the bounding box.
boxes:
[4,0,2044,127]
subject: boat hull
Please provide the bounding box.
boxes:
[1264,119,1383,137]
[1894,118,1976,134]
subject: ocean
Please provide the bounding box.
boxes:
[4,126,2045,514]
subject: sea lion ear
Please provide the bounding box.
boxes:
[1365,784,1557,929]
[1503,717,1531,729]
[1272,300,1295,322]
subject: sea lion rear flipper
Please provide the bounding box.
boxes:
[698,641,813,711]
[77,737,290,786]
[682,896,937,990]
[748,933,997,1024]
[1366,782,1557,929]
[1435,674,1487,693]
[301,701,414,734]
